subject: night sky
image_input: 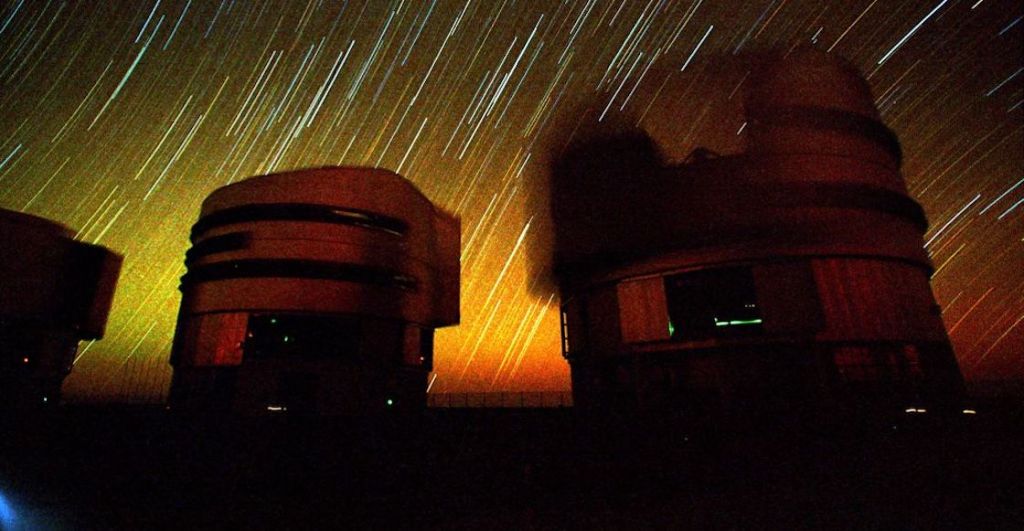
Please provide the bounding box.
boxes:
[0,0,1020,401]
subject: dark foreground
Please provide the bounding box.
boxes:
[1,405,1021,530]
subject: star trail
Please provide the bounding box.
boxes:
[0,0,1020,401]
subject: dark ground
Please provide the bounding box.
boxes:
[1,400,1021,530]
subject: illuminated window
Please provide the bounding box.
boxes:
[664,267,763,340]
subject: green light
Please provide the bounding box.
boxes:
[386,398,394,406]
[715,318,763,327]
[270,318,277,324]
[283,335,290,342]
[668,320,675,336]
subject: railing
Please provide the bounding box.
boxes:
[427,391,573,408]
[67,355,171,405]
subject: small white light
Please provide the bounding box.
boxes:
[42,397,48,403]
[905,408,917,413]
[266,405,286,412]
[962,409,976,415]
[386,398,394,406]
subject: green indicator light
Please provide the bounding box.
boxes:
[715,318,763,327]
[283,336,290,342]
[386,398,394,406]
[668,320,675,336]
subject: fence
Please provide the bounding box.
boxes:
[66,355,171,405]
[427,391,573,408]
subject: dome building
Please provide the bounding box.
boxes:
[553,49,965,418]
[168,167,459,415]
[0,209,122,409]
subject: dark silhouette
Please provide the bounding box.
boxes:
[0,208,121,410]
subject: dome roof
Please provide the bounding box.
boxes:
[744,47,879,119]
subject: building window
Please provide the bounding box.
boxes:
[244,313,362,361]
[664,267,763,340]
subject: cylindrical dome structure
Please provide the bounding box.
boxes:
[168,167,459,415]
[554,49,964,418]
[0,209,122,409]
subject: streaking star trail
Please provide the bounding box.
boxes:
[0,0,1020,401]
